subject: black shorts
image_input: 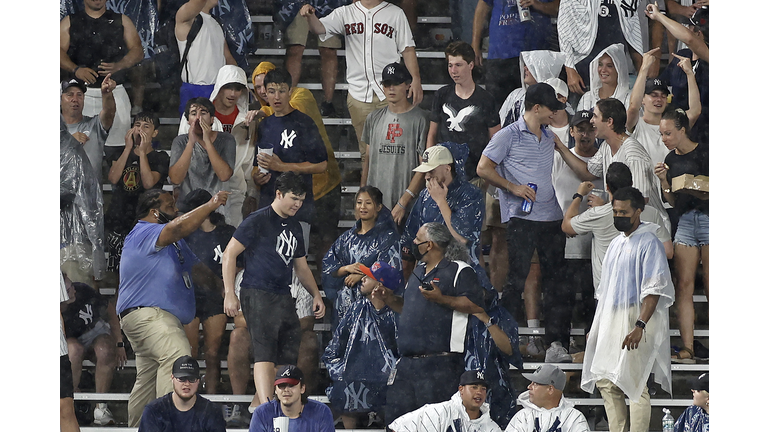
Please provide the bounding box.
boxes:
[240,288,301,364]
[195,285,225,322]
[311,184,341,242]
[61,354,74,399]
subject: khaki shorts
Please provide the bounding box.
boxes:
[285,14,342,48]
[347,93,388,160]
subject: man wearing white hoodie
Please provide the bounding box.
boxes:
[388,370,502,432]
[506,364,589,432]
[178,65,256,227]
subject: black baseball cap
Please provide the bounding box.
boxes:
[570,110,594,127]
[526,82,567,111]
[275,365,304,386]
[61,78,87,94]
[689,373,709,392]
[644,78,670,96]
[172,355,200,379]
[459,369,489,387]
[177,189,212,213]
[381,62,412,86]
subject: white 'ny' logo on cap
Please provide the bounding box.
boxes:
[581,112,590,119]
[654,79,662,85]
[387,66,395,75]
[476,371,484,380]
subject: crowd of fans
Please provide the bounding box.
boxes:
[59,0,710,431]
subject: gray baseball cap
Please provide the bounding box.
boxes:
[522,364,566,391]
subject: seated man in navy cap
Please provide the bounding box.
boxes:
[388,369,502,432]
[138,355,226,432]
[506,364,589,432]
[674,373,708,432]
[249,365,335,432]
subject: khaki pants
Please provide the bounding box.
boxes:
[596,379,651,432]
[347,93,388,162]
[120,307,191,426]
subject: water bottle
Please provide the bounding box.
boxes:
[662,408,674,432]
[520,183,537,214]
[275,28,284,49]
[517,2,532,22]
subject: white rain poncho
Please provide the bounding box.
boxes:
[580,222,674,402]
[577,43,632,111]
[499,50,566,127]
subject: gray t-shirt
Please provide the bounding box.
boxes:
[170,132,237,201]
[362,105,428,210]
[66,115,108,181]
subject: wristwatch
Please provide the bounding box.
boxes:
[484,316,498,328]
[116,342,125,348]
[572,193,584,200]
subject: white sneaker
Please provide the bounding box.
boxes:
[545,341,573,363]
[527,336,546,356]
[93,403,115,426]
[222,403,234,422]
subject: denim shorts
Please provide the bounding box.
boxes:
[674,209,709,247]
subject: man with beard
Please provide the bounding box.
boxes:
[138,355,226,431]
[117,188,229,426]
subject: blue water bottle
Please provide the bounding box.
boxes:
[520,183,537,214]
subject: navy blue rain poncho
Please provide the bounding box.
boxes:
[322,298,398,414]
[321,205,402,326]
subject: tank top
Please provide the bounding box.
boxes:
[67,10,127,87]
[177,13,226,85]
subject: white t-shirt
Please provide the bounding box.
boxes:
[552,149,603,259]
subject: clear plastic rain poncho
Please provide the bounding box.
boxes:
[60,118,106,280]
[580,222,674,402]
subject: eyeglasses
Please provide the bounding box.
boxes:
[531,382,552,389]
[175,376,199,383]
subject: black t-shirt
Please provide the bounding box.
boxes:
[233,206,306,294]
[185,225,238,279]
[105,149,171,235]
[139,393,226,432]
[430,84,500,179]
[397,259,485,357]
[664,142,709,215]
[61,283,107,339]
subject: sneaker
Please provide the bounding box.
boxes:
[693,340,709,360]
[527,336,546,357]
[93,403,115,426]
[131,105,142,116]
[227,404,251,428]
[222,403,234,423]
[545,341,573,363]
[569,337,582,354]
[320,101,337,117]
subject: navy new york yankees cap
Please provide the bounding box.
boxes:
[381,62,412,86]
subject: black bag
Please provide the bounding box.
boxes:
[153,14,204,96]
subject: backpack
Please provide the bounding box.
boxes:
[153,13,204,99]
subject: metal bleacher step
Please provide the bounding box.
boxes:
[250,15,452,24]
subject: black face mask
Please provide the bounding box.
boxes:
[412,240,429,261]
[157,210,175,224]
[613,216,634,233]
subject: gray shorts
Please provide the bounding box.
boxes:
[76,319,112,349]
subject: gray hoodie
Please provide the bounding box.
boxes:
[504,390,589,432]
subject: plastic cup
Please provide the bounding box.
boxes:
[258,145,273,174]
[273,416,289,432]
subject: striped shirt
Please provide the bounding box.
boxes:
[482,115,563,223]
[587,136,667,220]
[60,272,69,356]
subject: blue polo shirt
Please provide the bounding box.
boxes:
[482,115,563,223]
[116,221,199,324]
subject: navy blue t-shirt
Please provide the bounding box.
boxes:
[185,225,238,278]
[255,109,329,223]
[483,0,553,60]
[397,259,485,357]
[249,399,335,432]
[233,206,306,294]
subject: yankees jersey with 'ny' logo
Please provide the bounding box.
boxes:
[430,84,500,179]
[233,205,306,294]
[255,109,329,223]
[362,105,428,210]
[185,224,238,279]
